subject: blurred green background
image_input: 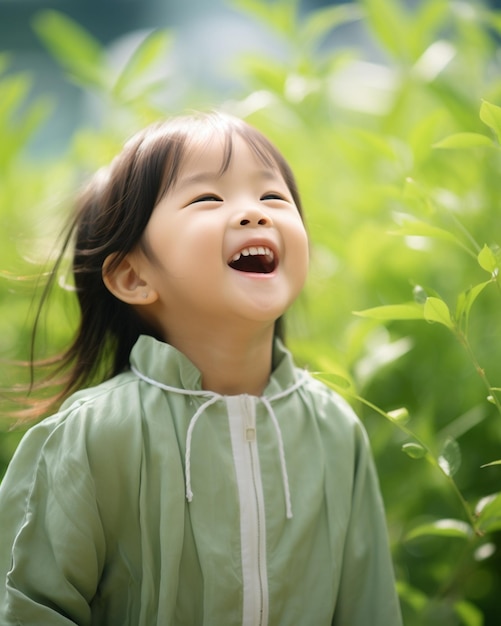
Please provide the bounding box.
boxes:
[1,0,501,623]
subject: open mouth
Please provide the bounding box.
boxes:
[228,246,277,274]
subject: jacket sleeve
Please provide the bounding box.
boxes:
[332,422,403,626]
[0,414,106,625]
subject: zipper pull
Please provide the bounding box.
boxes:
[243,396,256,442]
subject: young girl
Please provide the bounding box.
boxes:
[0,112,402,625]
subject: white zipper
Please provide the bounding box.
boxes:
[226,395,269,626]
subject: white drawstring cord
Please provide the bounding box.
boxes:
[131,365,223,502]
[263,373,309,519]
[184,395,221,502]
[131,365,309,518]
[260,396,293,519]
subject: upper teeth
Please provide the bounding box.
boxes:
[231,246,274,262]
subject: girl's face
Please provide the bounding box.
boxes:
[134,134,309,342]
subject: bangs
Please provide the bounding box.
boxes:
[218,126,276,176]
[149,111,303,217]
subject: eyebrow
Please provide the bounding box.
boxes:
[176,168,280,190]
[176,172,221,187]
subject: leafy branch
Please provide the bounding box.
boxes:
[314,371,480,533]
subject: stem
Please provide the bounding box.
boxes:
[348,392,480,533]
[456,329,501,418]
[432,535,482,602]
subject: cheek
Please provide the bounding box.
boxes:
[288,221,310,267]
[298,239,310,284]
[293,230,310,290]
[148,215,224,275]
[182,218,225,264]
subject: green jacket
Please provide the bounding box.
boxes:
[0,336,402,625]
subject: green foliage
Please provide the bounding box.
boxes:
[33,11,106,88]
[1,0,501,623]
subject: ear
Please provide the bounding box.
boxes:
[102,253,158,305]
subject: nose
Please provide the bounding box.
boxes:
[237,207,273,227]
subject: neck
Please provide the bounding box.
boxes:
[166,324,276,396]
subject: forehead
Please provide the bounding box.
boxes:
[177,129,280,181]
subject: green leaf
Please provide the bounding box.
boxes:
[405,518,473,541]
[33,10,106,88]
[1,99,52,168]
[354,303,424,321]
[302,3,362,48]
[433,132,493,149]
[232,0,297,35]
[0,52,11,75]
[481,459,501,468]
[390,219,466,249]
[477,244,498,274]
[113,30,172,99]
[395,581,428,612]
[476,492,501,534]
[455,280,491,332]
[353,128,400,160]
[408,110,447,164]
[387,407,410,424]
[424,297,454,329]
[480,99,501,142]
[359,0,413,61]
[414,2,449,47]
[438,437,461,477]
[313,371,352,390]
[454,600,484,626]
[0,74,53,166]
[0,74,31,121]
[402,442,427,459]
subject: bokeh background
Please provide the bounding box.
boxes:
[1,0,345,154]
[1,0,501,624]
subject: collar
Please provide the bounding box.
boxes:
[129,335,308,519]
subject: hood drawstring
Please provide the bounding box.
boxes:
[184,394,221,503]
[131,365,308,519]
[260,374,307,519]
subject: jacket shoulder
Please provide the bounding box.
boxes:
[7,371,146,480]
[59,370,140,415]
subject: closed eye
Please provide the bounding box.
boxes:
[260,192,287,201]
[189,194,223,204]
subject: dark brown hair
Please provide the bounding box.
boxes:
[26,111,304,419]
